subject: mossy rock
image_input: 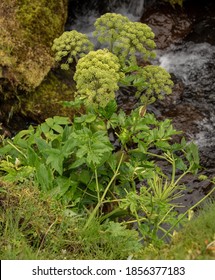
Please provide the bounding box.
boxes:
[21,69,76,122]
[0,0,68,93]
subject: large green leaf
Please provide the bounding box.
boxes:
[35,163,53,190]
[46,148,65,175]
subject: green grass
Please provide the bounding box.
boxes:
[0,180,214,260]
[0,181,141,259]
[163,202,215,259]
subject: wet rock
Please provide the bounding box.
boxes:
[186,18,215,45]
[141,2,192,49]
[158,74,184,106]
[184,0,215,45]
[157,103,203,138]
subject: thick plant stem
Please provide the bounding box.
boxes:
[84,153,124,230]
[94,167,100,203]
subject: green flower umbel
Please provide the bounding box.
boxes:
[93,13,130,51]
[94,13,156,65]
[74,49,125,108]
[135,65,174,104]
[116,22,156,64]
[52,30,94,70]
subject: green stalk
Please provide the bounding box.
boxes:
[157,206,175,227]
[174,164,193,186]
[158,225,173,239]
[7,140,27,159]
[99,208,128,223]
[161,186,215,240]
[109,35,114,53]
[84,153,124,230]
[122,217,147,225]
[134,209,141,228]
[145,151,170,162]
[94,166,100,203]
[170,154,176,185]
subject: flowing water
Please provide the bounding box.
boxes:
[157,41,215,154]
[108,0,145,19]
[68,0,145,38]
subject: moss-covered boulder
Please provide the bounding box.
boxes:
[22,70,76,123]
[0,0,68,93]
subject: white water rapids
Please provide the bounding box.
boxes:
[157,42,215,149]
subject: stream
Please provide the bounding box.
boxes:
[157,41,215,167]
[67,0,215,207]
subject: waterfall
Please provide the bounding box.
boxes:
[69,0,145,36]
[128,0,145,16]
[109,0,145,18]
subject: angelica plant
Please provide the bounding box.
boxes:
[52,13,173,110]
[74,49,125,108]
[121,64,173,106]
[52,30,94,70]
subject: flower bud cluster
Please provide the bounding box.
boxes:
[74,49,125,108]
[52,30,94,70]
[93,13,130,46]
[137,65,174,104]
[116,22,156,64]
[94,13,156,65]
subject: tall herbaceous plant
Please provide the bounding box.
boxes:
[1,13,214,248]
